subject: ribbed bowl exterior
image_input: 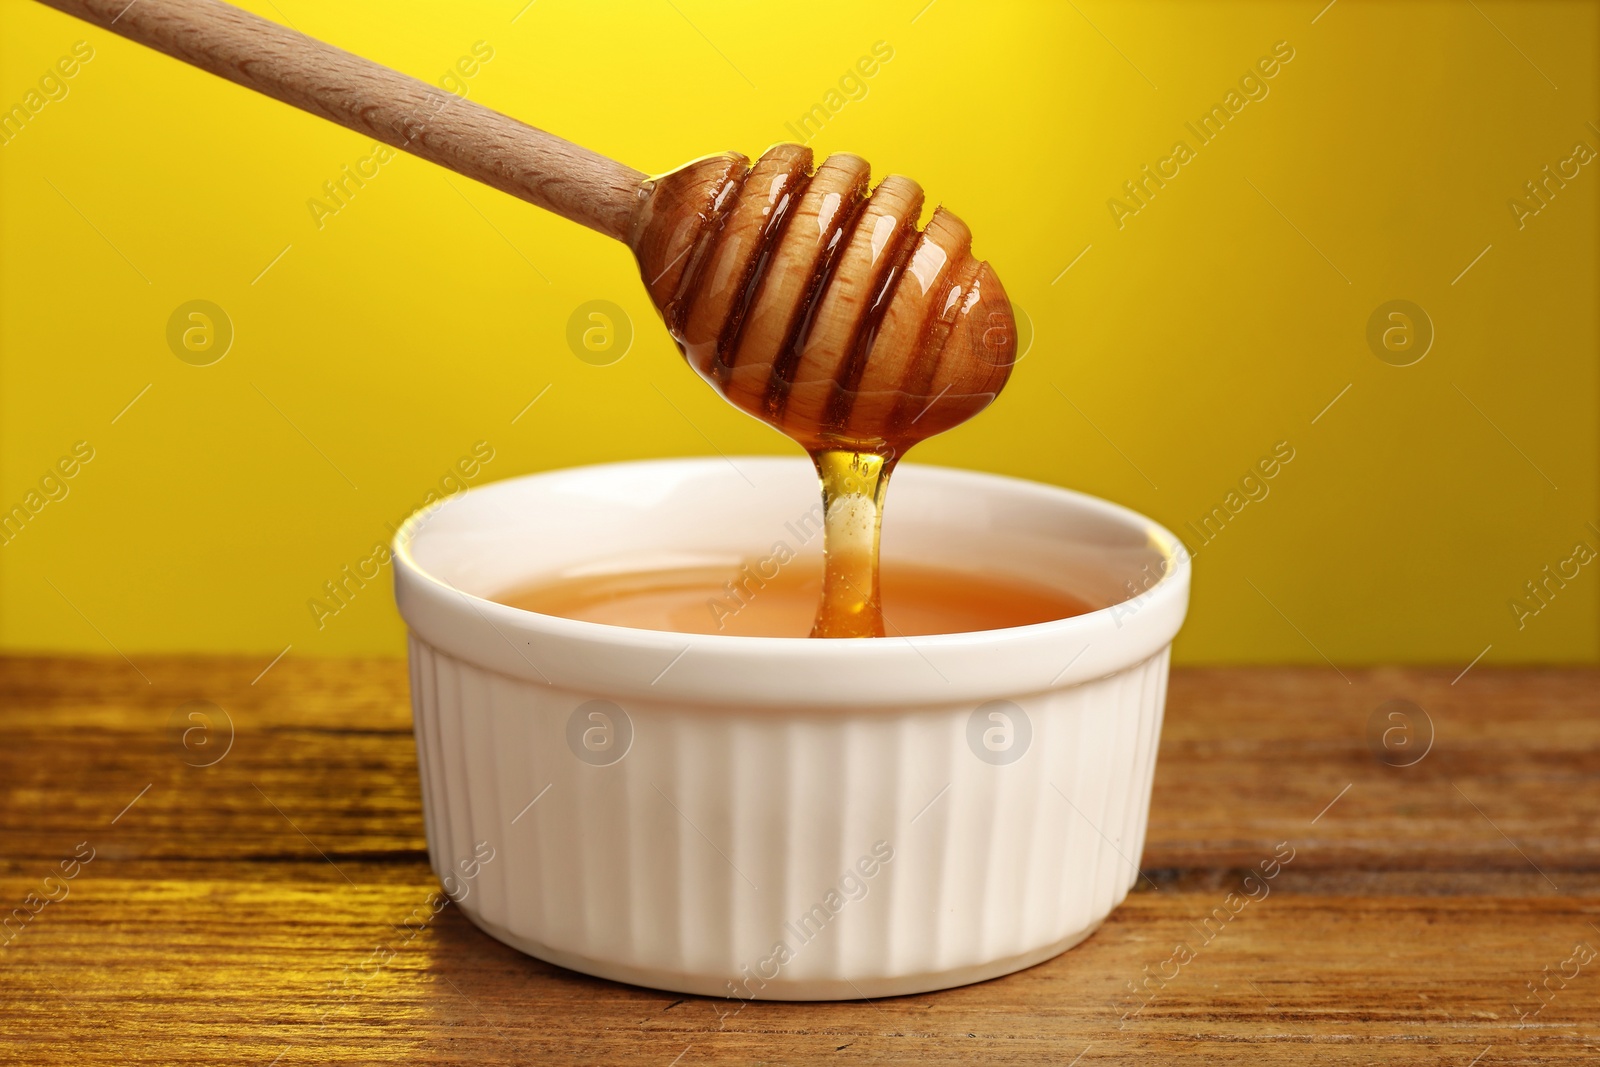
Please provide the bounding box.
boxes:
[408,634,1171,1000]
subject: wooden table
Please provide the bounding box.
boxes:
[1,657,1596,1063]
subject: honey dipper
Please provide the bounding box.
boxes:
[42,0,1020,637]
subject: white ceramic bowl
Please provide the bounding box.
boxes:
[393,457,1188,1000]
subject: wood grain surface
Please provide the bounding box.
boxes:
[1,657,1596,1063]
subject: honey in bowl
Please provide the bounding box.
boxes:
[495,559,1094,638]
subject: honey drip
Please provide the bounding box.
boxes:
[630,144,1018,638]
[810,449,894,638]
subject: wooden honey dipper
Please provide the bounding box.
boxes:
[41,0,1020,638]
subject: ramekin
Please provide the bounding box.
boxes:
[393,457,1188,1000]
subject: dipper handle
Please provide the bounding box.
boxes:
[37,0,1019,456]
[36,0,647,241]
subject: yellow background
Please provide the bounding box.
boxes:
[2,0,1596,667]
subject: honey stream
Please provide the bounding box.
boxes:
[809,449,894,638]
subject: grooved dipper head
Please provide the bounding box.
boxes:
[630,144,1017,455]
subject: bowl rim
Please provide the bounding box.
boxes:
[392,456,1190,707]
